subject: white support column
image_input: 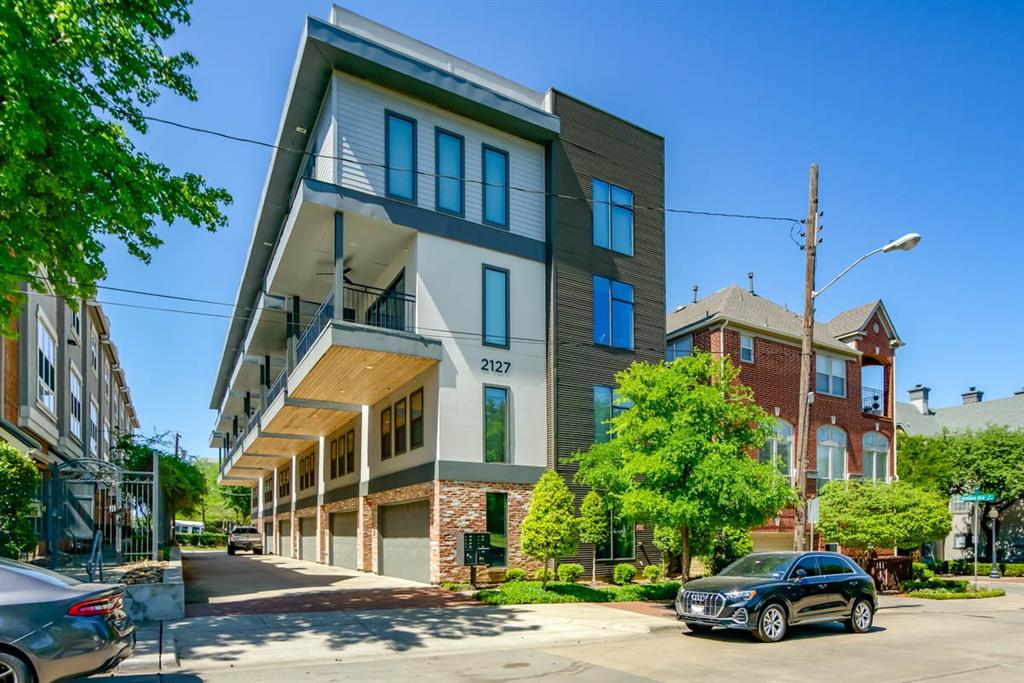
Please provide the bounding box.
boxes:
[316,435,326,563]
[357,405,371,570]
[290,455,298,558]
[271,468,279,554]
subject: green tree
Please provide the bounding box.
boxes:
[113,433,206,537]
[0,444,40,558]
[520,470,578,588]
[574,352,794,579]
[0,0,231,331]
[815,481,951,555]
[182,460,251,529]
[578,490,608,584]
[698,527,753,575]
[900,426,1024,553]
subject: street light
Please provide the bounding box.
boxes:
[989,508,1001,579]
[792,220,923,551]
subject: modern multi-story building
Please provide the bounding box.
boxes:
[666,284,901,551]
[210,6,664,584]
[1,282,140,552]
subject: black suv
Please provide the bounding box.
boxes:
[675,551,877,642]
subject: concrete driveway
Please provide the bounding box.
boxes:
[183,551,473,617]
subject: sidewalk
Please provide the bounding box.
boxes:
[122,602,677,674]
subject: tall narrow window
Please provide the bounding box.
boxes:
[593,276,634,349]
[482,145,509,228]
[394,398,407,456]
[386,112,416,201]
[37,317,56,413]
[89,400,99,456]
[70,308,81,337]
[592,179,633,255]
[410,388,424,449]
[483,386,508,463]
[863,432,889,482]
[380,406,392,460]
[330,438,339,478]
[596,509,635,560]
[740,334,755,363]
[483,266,509,347]
[435,128,464,216]
[69,368,82,440]
[593,385,631,444]
[90,335,98,374]
[486,492,508,567]
[346,429,355,473]
[759,419,793,477]
[816,426,847,482]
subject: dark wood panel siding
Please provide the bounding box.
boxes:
[547,91,666,576]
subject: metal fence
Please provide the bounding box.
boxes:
[861,386,885,415]
[296,284,416,364]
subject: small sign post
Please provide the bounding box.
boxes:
[961,491,996,589]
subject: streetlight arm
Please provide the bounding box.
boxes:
[812,246,884,299]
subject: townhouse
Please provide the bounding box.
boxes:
[896,385,1024,563]
[1,282,140,552]
[211,5,664,583]
[666,284,902,551]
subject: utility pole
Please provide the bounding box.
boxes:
[793,164,819,552]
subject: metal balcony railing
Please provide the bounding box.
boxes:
[246,412,260,436]
[862,386,886,416]
[295,284,416,364]
[267,368,287,406]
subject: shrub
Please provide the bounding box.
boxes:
[903,577,969,593]
[534,567,555,583]
[1003,563,1024,577]
[911,562,935,582]
[475,580,682,606]
[441,582,474,592]
[642,564,665,583]
[699,528,753,575]
[505,568,527,582]
[558,563,585,583]
[613,563,637,585]
[907,587,1005,600]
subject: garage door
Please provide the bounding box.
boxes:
[752,532,793,553]
[279,520,291,557]
[330,512,357,569]
[300,516,317,562]
[378,500,430,583]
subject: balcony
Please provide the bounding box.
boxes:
[862,386,886,416]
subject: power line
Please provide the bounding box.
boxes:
[141,114,801,224]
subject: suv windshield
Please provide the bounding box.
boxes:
[233,527,257,534]
[719,554,795,579]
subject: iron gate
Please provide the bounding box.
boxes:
[44,458,159,569]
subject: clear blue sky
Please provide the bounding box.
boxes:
[99,1,1023,460]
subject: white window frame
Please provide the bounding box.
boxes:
[740,334,755,363]
[69,366,83,440]
[103,418,111,456]
[815,354,847,397]
[862,432,889,482]
[760,418,794,480]
[666,335,692,362]
[816,425,847,481]
[949,494,970,514]
[36,313,57,415]
[90,335,99,375]
[89,399,99,456]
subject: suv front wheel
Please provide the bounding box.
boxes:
[754,603,788,643]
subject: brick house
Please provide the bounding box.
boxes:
[666,285,902,551]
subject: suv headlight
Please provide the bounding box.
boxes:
[724,589,756,601]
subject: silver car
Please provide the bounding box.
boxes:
[0,558,134,682]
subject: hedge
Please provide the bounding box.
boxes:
[178,532,227,547]
[931,560,1024,577]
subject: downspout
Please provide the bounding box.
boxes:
[890,343,899,481]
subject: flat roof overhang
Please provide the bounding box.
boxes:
[289,321,442,406]
[210,14,557,411]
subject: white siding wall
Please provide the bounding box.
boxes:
[416,233,546,467]
[332,72,546,243]
[308,79,337,185]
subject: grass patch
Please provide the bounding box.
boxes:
[907,587,1006,600]
[476,580,680,606]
